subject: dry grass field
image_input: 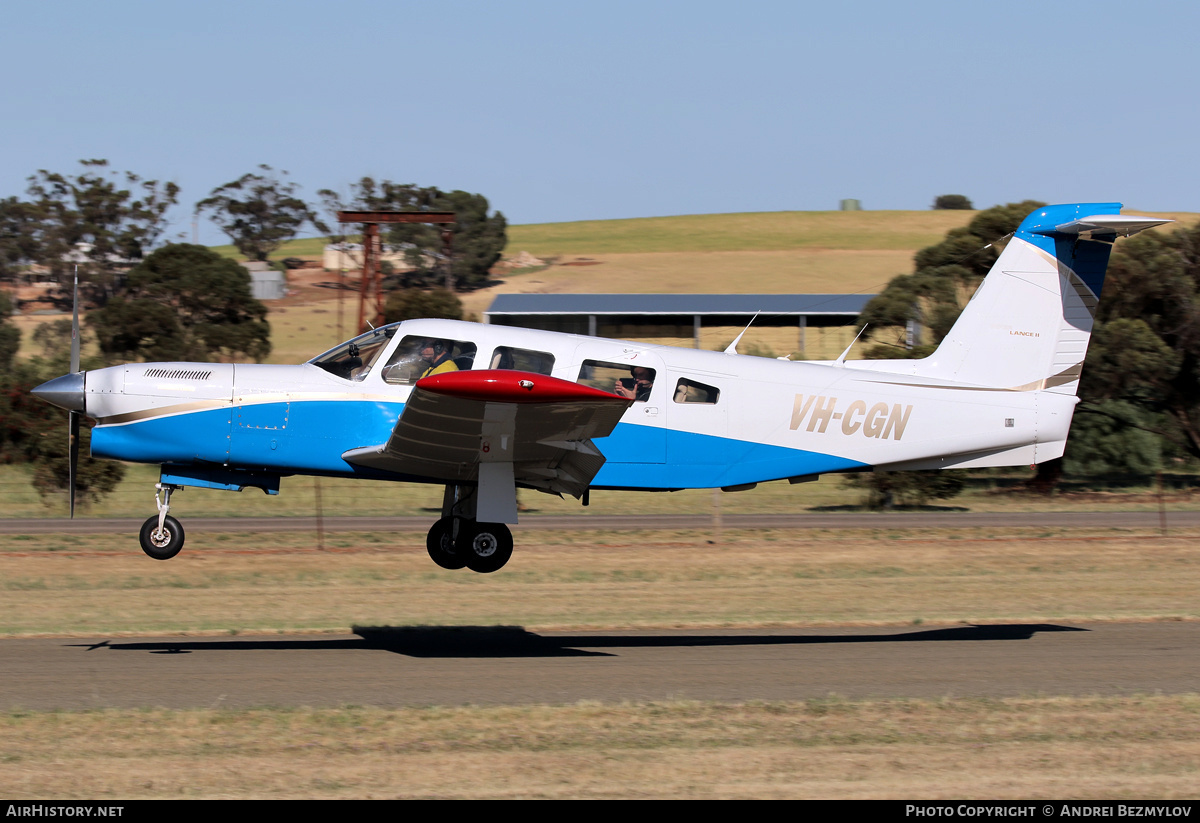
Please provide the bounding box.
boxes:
[4,696,1198,799]
[2,525,1199,635]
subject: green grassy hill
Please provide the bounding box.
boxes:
[211,236,328,261]
[504,209,979,255]
[217,207,1195,261]
[215,209,981,261]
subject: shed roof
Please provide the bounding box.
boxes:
[485,293,872,317]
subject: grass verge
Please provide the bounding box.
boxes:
[2,526,1197,635]
[3,696,1198,799]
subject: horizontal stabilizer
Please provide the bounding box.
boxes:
[1051,213,1173,238]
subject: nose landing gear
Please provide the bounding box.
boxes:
[139,484,185,560]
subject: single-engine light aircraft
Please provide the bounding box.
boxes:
[32,203,1169,572]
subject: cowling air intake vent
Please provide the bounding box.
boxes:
[144,368,214,381]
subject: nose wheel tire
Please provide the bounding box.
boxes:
[139,515,185,560]
[459,522,513,574]
[426,517,467,570]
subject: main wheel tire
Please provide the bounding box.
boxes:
[426,517,467,570]
[459,522,513,574]
[139,515,185,560]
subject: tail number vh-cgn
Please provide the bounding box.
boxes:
[790,394,914,440]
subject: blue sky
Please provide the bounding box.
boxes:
[1,0,1195,245]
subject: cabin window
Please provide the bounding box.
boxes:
[488,346,555,375]
[381,335,478,385]
[673,378,720,404]
[578,360,656,402]
[309,325,398,381]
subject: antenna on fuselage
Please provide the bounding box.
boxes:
[835,324,868,367]
[723,312,761,355]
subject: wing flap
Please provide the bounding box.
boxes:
[342,370,632,497]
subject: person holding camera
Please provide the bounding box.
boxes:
[614,366,654,401]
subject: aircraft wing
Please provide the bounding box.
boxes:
[342,370,633,498]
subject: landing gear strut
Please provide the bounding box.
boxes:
[139,484,185,560]
[427,484,515,573]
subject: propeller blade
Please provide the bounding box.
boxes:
[70,266,80,374]
[68,410,79,519]
[69,266,81,518]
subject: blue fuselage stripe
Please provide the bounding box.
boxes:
[91,400,865,490]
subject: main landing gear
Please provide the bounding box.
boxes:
[139,484,185,560]
[427,485,514,573]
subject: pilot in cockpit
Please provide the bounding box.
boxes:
[418,339,460,378]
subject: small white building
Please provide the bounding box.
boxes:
[322,243,420,271]
[241,261,286,301]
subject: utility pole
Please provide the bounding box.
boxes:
[336,210,456,333]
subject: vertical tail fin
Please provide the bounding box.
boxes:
[918,203,1170,393]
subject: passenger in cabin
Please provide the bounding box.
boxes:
[614,366,654,401]
[490,348,515,369]
[419,339,459,378]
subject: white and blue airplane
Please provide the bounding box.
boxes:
[32,203,1169,572]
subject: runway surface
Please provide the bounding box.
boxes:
[3,622,1197,710]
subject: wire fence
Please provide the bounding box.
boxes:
[0,470,728,519]
[4,463,1199,522]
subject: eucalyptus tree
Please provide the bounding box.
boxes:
[196,164,327,262]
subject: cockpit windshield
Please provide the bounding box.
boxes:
[309,324,399,381]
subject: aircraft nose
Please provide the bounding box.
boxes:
[32,372,86,413]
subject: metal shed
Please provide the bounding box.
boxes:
[242,263,286,301]
[483,293,873,350]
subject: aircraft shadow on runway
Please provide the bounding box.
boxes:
[70,623,1088,659]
